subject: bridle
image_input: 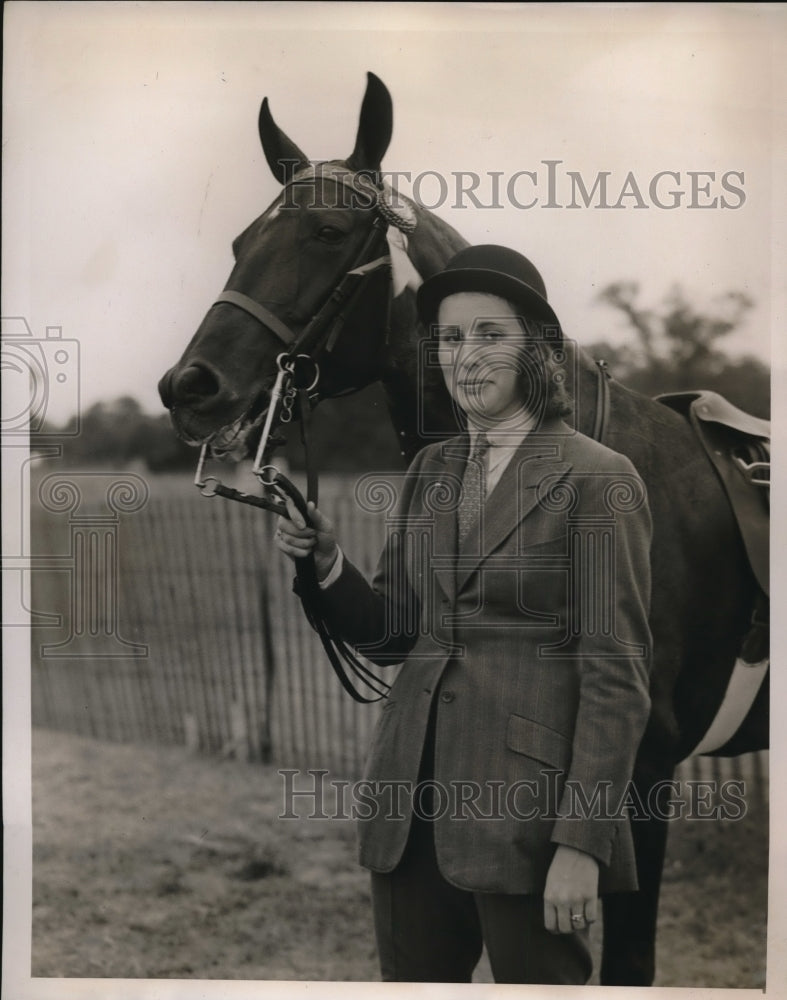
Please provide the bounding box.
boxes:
[193,163,417,702]
[194,163,416,512]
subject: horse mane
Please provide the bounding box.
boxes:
[406,198,469,279]
[375,195,469,450]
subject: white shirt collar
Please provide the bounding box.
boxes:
[468,410,537,451]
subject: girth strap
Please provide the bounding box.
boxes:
[591,359,611,444]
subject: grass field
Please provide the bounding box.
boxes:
[30,727,768,987]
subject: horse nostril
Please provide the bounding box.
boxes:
[158,370,175,408]
[173,363,222,403]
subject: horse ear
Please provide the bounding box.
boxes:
[258,98,309,184]
[346,72,393,174]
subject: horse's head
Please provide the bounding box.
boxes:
[158,73,404,459]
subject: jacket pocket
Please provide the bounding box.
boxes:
[506,713,572,770]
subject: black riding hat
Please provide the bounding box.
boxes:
[416,244,561,334]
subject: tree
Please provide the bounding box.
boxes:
[35,396,197,470]
[589,282,769,418]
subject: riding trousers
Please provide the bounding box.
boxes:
[368,696,593,984]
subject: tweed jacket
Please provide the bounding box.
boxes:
[315,417,653,895]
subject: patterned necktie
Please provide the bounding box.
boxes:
[457,433,491,543]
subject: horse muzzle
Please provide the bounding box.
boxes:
[159,361,275,456]
[159,361,230,410]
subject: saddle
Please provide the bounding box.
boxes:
[656,390,769,665]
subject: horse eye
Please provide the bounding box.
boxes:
[316,226,346,245]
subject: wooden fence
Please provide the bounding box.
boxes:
[29,469,768,797]
[30,471,393,778]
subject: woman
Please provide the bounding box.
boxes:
[275,245,653,984]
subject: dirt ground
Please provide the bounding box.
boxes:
[29,728,768,986]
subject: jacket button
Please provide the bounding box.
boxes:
[440,690,455,703]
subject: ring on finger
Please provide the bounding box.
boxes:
[570,913,584,924]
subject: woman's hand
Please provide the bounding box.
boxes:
[543,844,599,934]
[274,499,339,582]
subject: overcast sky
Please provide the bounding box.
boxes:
[2,2,782,426]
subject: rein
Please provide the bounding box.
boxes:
[195,165,417,702]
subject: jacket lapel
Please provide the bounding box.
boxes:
[455,428,573,595]
[426,435,469,605]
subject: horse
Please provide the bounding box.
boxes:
[158,73,768,986]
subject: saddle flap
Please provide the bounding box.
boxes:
[657,390,770,439]
[656,390,769,597]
